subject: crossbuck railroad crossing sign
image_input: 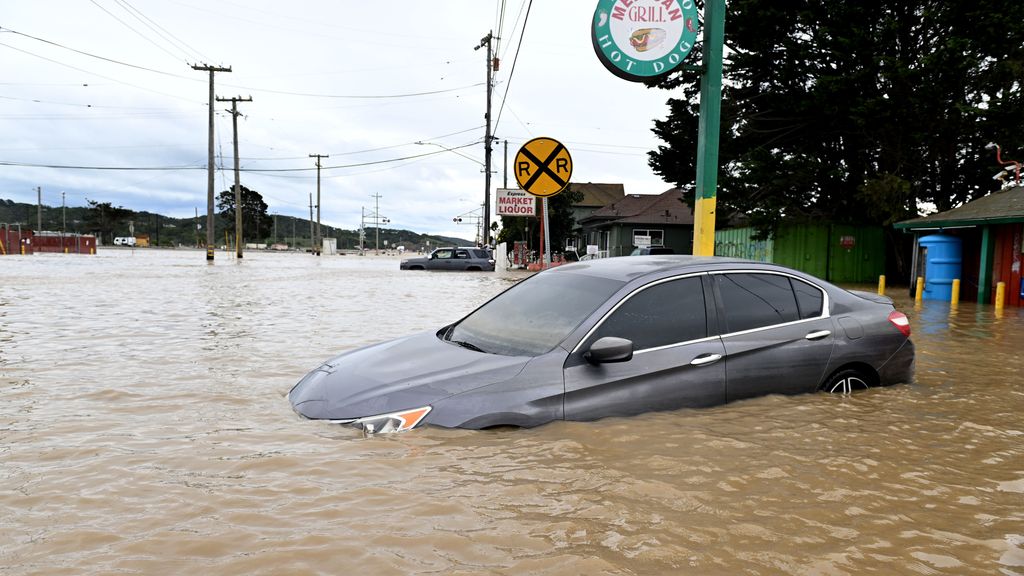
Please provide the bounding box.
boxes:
[514,137,573,197]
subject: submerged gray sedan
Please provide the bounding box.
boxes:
[289,256,915,433]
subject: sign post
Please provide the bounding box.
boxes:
[591,0,724,256]
[514,137,573,267]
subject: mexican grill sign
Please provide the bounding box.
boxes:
[592,0,699,82]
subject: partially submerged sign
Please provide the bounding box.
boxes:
[496,188,537,217]
[515,137,573,198]
[592,0,699,82]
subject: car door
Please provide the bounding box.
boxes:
[428,248,455,270]
[711,271,835,401]
[563,274,727,420]
[453,249,472,270]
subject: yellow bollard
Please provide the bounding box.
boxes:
[915,276,924,303]
[877,275,886,295]
[951,279,960,306]
[995,281,1006,311]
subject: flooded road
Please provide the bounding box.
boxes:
[2,249,1022,575]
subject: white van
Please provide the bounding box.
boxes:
[113,237,136,247]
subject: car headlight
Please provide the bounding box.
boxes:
[352,406,432,434]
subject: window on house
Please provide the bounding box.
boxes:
[632,229,664,246]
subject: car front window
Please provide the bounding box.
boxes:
[447,272,625,356]
[588,276,706,350]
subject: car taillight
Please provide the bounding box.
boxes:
[888,310,911,337]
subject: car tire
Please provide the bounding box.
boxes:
[820,368,873,394]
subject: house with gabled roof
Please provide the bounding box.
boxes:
[577,187,694,256]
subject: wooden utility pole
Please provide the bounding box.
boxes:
[475,32,496,247]
[36,186,41,232]
[308,193,314,252]
[309,153,329,256]
[191,63,231,261]
[217,95,252,259]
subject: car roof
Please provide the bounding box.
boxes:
[548,255,799,282]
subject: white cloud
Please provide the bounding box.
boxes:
[1,0,682,236]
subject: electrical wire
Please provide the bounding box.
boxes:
[0,40,204,104]
[493,0,533,134]
[88,0,187,64]
[110,0,210,63]
[0,27,195,79]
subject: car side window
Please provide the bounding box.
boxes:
[434,249,453,259]
[715,273,799,333]
[455,250,470,259]
[589,276,706,351]
[791,278,824,319]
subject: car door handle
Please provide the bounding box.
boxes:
[805,330,832,340]
[690,353,722,366]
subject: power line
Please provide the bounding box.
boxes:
[0,160,204,170]
[494,0,533,134]
[110,0,210,63]
[88,0,187,64]
[218,82,485,100]
[0,40,203,104]
[0,27,195,79]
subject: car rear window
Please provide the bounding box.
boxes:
[715,273,800,333]
[791,278,824,319]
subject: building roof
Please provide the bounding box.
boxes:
[579,187,694,226]
[895,185,1024,229]
[571,182,626,208]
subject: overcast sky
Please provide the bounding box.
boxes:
[2,1,680,238]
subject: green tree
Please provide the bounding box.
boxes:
[217,185,272,243]
[84,199,133,245]
[648,0,1024,236]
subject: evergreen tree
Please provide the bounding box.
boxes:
[648,0,1024,235]
[217,185,272,243]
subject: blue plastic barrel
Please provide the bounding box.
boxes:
[919,234,963,301]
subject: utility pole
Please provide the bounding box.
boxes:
[476,32,497,248]
[36,186,41,232]
[308,193,314,252]
[369,193,389,254]
[191,63,232,261]
[503,139,508,188]
[360,207,365,253]
[216,95,251,259]
[62,191,66,234]
[309,153,329,256]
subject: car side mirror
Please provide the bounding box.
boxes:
[584,336,633,364]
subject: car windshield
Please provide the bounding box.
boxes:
[446,271,625,357]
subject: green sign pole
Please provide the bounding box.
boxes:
[693,0,726,256]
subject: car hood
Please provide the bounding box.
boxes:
[288,330,530,420]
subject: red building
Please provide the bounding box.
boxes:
[0,228,97,255]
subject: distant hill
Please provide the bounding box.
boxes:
[0,198,472,249]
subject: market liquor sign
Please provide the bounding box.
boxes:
[496,188,537,217]
[592,0,699,82]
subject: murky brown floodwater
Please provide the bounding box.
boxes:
[2,249,1022,575]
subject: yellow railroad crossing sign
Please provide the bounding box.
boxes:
[515,137,573,197]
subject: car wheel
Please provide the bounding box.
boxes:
[820,368,872,394]
[466,266,481,271]
[410,265,424,270]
